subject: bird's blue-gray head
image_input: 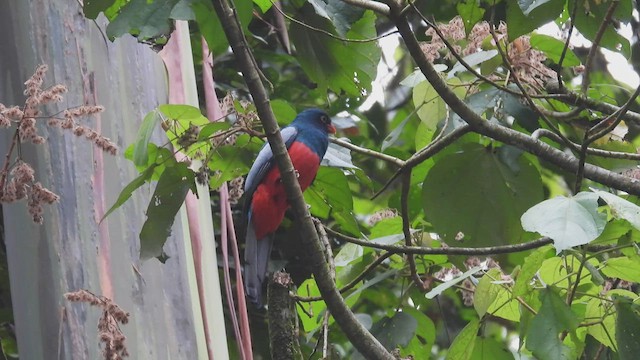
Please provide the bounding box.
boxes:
[291,108,336,134]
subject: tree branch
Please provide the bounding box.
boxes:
[211,1,393,358]
[325,226,554,255]
[383,0,640,196]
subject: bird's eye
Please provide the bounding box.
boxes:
[320,115,330,124]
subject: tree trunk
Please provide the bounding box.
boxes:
[0,1,210,359]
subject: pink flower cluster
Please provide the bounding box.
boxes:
[422,16,556,89]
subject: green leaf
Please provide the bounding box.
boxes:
[521,192,606,253]
[401,307,436,357]
[170,0,197,20]
[208,143,254,190]
[526,288,579,360]
[513,245,553,297]
[529,34,581,66]
[290,9,380,96]
[253,0,272,13]
[383,115,414,151]
[594,190,640,230]
[446,318,480,360]
[198,122,231,141]
[518,0,552,16]
[159,104,211,155]
[470,336,514,360]
[297,278,326,332]
[322,142,358,169]
[193,0,253,55]
[448,50,499,78]
[83,0,116,19]
[271,99,298,125]
[334,242,363,266]
[106,0,180,40]
[585,296,616,350]
[423,143,544,247]
[414,78,466,131]
[506,0,564,40]
[308,0,365,37]
[102,164,158,222]
[369,312,418,351]
[457,1,485,35]
[307,167,359,235]
[139,163,195,260]
[426,266,483,299]
[369,217,405,245]
[614,296,640,360]
[133,110,162,167]
[601,257,640,283]
[474,268,502,317]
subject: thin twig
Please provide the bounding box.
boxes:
[531,128,640,160]
[325,226,554,255]
[330,138,405,167]
[581,0,620,93]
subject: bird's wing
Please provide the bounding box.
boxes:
[244,126,298,198]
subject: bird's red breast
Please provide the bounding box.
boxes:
[250,141,321,239]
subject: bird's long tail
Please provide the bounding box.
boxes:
[244,213,274,306]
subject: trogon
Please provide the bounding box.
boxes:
[243,108,336,306]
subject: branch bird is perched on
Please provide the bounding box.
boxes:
[243,108,336,306]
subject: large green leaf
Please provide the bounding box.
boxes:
[139,163,196,261]
[102,164,159,222]
[400,307,436,357]
[473,268,502,318]
[446,318,480,360]
[308,0,365,36]
[106,0,181,40]
[513,245,553,297]
[585,296,616,350]
[290,9,380,96]
[423,143,543,246]
[457,1,485,35]
[594,190,640,230]
[521,192,606,253]
[305,167,359,235]
[133,110,162,167]
[614,296,640,360]
[193,0,254,56]
[368,312,417,352]
[525,288,579,360]
[529,34,581,66]
[601,257,640,283]
[83,0,117,19]
[506,0,564,40]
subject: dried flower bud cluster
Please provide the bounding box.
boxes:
[367,208,398,226]
[0,161,59,224]
[227,176,245,204]
[177,123,200,150]
[432,257,504,307]
[0,64,115,224]
[422,17,556,89]
[65,290,130,360]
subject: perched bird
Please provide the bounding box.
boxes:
[243,108,336,306]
